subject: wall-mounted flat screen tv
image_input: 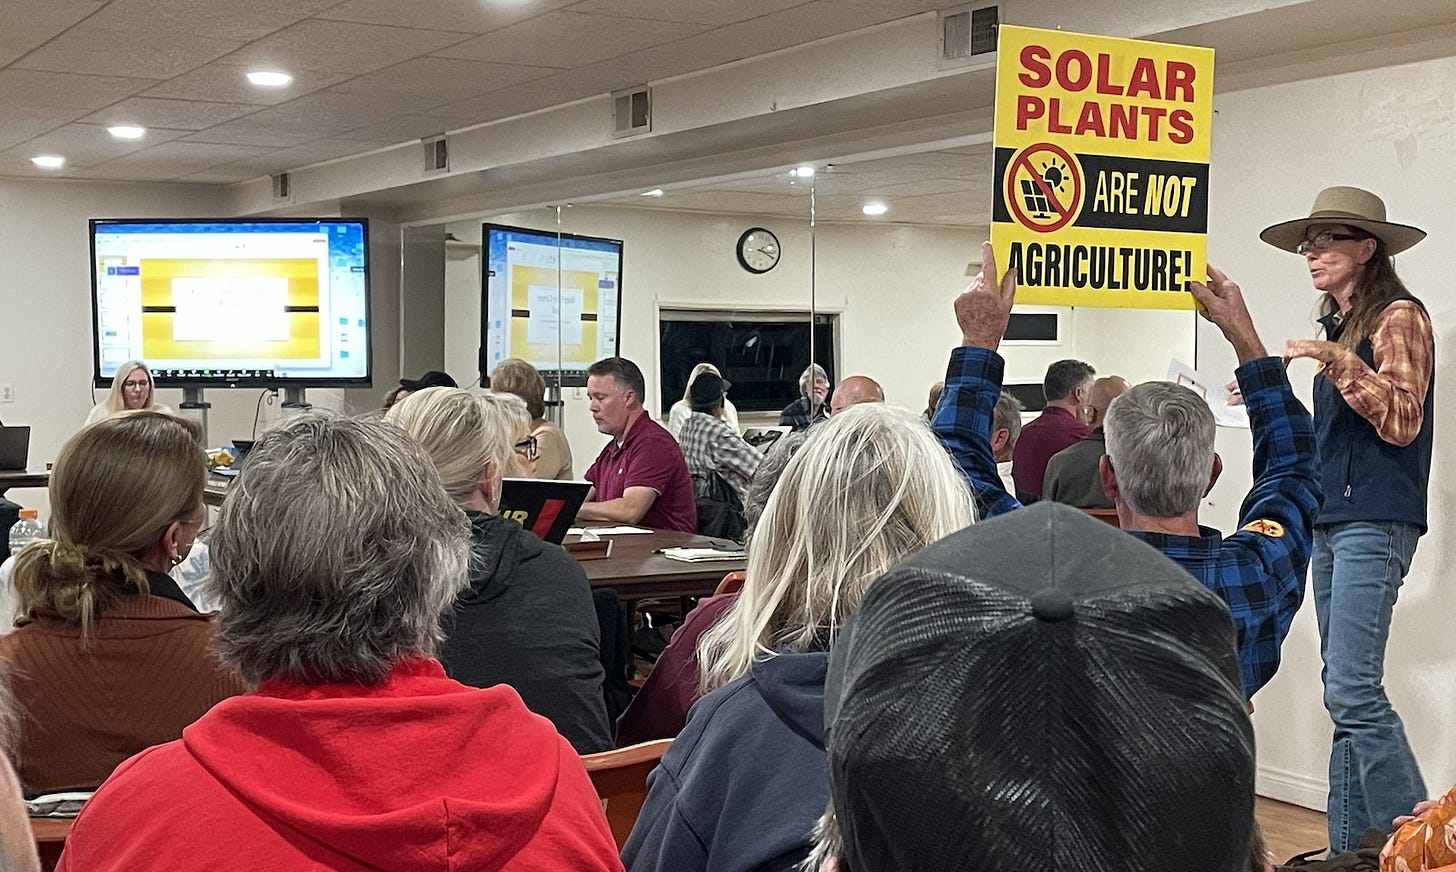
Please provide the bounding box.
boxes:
[90,218,371,388]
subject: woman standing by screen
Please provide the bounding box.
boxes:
[1263,186,1433,852]
[85,361,172,426]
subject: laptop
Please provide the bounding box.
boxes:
[497,478,591,544]
[0,426,29,472]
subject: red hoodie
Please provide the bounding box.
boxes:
[57,658,624,871]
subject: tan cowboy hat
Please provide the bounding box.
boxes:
[1260,186,1425,255]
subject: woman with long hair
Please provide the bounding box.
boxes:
[0,412,243,792]
[85,360,171,426]
[667,362,740,438]
[491,358,574,479]
[623,402,975,872]
[385,387,611,753]
[1263,186,1433,851]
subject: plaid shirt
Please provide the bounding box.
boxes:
[677,412,763,500]
[1322,300,1434,447]
[933,347,1321,697]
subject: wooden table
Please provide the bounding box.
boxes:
[0,470,48,497]
[31,817,71,871]
[574,529,745,603]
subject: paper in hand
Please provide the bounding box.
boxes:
[1167,359,1250,429]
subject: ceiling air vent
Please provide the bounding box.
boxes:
[271,171,291,202]
[613,86,651,138]
[422,135,448,173]
[940,5,998,68]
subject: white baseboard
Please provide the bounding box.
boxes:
[1257,765,1327,811]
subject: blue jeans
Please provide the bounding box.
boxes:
[1312,521,1425,852]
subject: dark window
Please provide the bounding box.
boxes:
[1004,313,1059,342]
[1003,382,1048,412]
[659,313,836,414]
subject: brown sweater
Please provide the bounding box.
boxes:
[0,592,245,793]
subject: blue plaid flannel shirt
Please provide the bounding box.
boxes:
[932,346,1321,697]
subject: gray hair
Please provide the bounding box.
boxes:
[1103,382,1215,518]
[992,392,1024,449]
[207,413,470,686]
[798,364,828,396]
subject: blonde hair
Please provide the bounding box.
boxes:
[491,358,547,420]
[698,403,975,691]
[11,412,205,634]
[104,361,159,414]
[385,387,520,504]
[681,363,722,403]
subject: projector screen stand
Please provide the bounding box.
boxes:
[179,388,211,446]
[545,383,563,429]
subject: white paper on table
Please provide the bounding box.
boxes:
[578,525,654,535]
[1167,358,1250,429]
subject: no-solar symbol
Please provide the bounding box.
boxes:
[1006,143,1084,233]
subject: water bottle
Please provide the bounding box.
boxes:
[7,509,44,557]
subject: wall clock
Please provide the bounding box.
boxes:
[736,227,780,274]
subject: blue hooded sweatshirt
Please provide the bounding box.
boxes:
[622,649,828,872]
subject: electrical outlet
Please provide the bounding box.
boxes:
[0,383,13,404]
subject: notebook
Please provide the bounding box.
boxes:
[498,478,591,544]
[0,426,29,472]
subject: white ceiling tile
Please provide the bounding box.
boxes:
[0,0,107,67]
[432,11,707,68]
[182,91,423,146]
[140,63,351,105]
[81,0,343,41]
[657,0,919,68]
[13,23,243,79]
[316,0,577,34]
[428,85,588,125]
[330,57,557,106]
[0,106,91,150]
[0,70,158,110]
[90,141,277,180]
[565,0,817,26]
[222,19,475,76]
[179,124,320,148]
[80,97,264,130]
[0,123,189,168]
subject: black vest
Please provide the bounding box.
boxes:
[1312,295,1434,531]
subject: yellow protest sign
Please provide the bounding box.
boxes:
[990,25,1214,309]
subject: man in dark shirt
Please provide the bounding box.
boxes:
[579,357,697,533]
[1043,375,1129,509]
[779,364,830,430]
[1010,358,1095,501]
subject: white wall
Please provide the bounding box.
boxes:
[1199,55,1456,809]
[442,206,1195,462]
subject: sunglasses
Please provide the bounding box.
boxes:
[1295,232,1365,254]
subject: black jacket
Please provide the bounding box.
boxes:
[439,511,612,753]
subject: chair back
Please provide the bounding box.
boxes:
[713,571,745,597]
[1083,507,1121,528]
[32,817,72,872]
[581,739,672,848]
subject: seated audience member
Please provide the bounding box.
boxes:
[1010,358,1095,502]
[679,372,763,501]
[57,414,621,872]
[812,502,1256,872]
[935,245,1320,699]
[992,392,1024,495]
[386,388,611,754]
[578,357,697,533]
[828,375,883,415]
[621,403,974,872]
[493,391,540,477]
[387,369,457,410]
[923,380,944,421]
[84,360,172,426]
[0,412,243,793]
[1042,375,1130,509]
[0,678,40,872]
[780,364,830,430]
[491,357,575,480]
[614,429,809,746]
[668,362,741,438]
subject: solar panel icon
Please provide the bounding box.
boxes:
[1020,178,1055,219]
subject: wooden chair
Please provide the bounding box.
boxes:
[713,571,745,597]
[1083,507,1121,528]
[581,739,672,848]
[31,817,72,872]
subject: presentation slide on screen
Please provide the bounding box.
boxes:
[483,226,621,383]
[92,221,369,383]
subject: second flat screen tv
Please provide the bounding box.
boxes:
[481,224,623,388]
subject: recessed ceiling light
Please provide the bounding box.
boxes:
[108,125,146,140]
[793,165,816,178]
[31,155,65,169]
[641,188,664,197]
[246,70,292,88]
[862,202,888,216]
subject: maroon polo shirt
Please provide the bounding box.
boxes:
[1011,405,1089,499]
[584,414,698,534]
